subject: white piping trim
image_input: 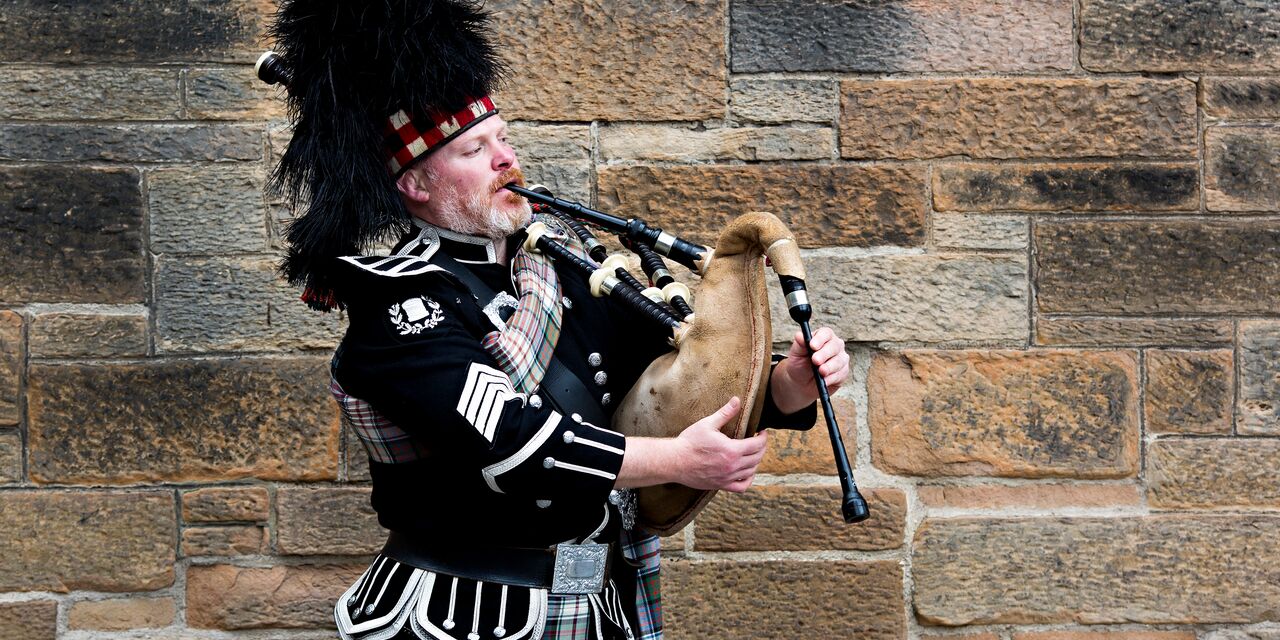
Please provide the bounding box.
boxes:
[496,584,509,636]
[572,436,624,456]
[481,412,562,493]
[368,562,399,612]
[470,582,483,639]
[550,460,617,481]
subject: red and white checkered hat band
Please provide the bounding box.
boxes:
[383,96,497,175]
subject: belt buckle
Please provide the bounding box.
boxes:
[551,543,609,594]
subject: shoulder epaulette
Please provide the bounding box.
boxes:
[337,255,446,278]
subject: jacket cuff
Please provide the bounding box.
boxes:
[480,410,626,501]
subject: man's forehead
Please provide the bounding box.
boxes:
[452,115,507,145]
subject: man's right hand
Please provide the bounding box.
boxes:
[615,396,769,493]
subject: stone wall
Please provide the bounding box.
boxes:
[1,0,1277,638]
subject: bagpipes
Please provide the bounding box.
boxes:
[255,51,868,534]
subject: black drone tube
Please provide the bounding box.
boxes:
[631,241,694,320]
[527,185,609,263]
[529,231,681,330]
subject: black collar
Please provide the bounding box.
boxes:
[398,219,501,264]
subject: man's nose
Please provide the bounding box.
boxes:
[493,143,516,171]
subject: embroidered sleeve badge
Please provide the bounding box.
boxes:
[389,296,446,335]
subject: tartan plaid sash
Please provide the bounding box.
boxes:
[481,244,562,394]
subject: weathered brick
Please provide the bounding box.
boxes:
[0,123,263,162]
[0,68,178,120]
[759,396,856,475]
[1149,439,1280,509]
[508,124,592,202]
[732,0,1072,73]
[914,515,1280,624]
[926,634,1000,640]
[155,255,342,354]
[0,490,174,592]
[840,79,1195,160]
[1145,350,1233,435]
[1204,78,1280,119]
[29,310,148,358]
[1035,317,1234,347]
[0,601,56,640]
[598,165,925,248]
[187,563,366,630]
[918,484,1142,510]
[68,597,176,631]
[1035,221,1280,314]
[492,0,724,121]
[730,78,838,124]
[182,486,270,523]
[869,351,1139,478]
[1081,0,1280,72]
[1239,321,1280,435]
[0,0,272,63]
[933,214,1028,251]
[277,487,383,556]
[0,311,21,425]
[149,165,270,254]
[661,531,686,553]
[27,358,339,484]
[183,525,268,556]
[767,255,1027,344]
[1206,126,1280,211]
[696,486,905,551]
[933,163,1198,212]
[187,67,286,120]
[1016,632,1196,640]
[600,125,833,162]
[0,431,20,483]
[664,559,904,640]
[1,166,144,304]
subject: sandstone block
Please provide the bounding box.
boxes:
[696,486,905,551]
[730,78,837,124]
[600,125,833,162]
[0,490,174,592]
[491,0,724,121]
[1239,321,1280,435]
[508,124,592,201]
[155,255,342,354]
[0,67,178,120]
[1016,632,1196,640]
[840,78,1195,160]
[661,531,686,553]
[933,163,1198,212]
[27,358,339,484]
[68,597,175,631]
[1035,221,1280,314]
[1204,78,1280,119]
[0,601,56,640]
[1,166,144,303]
[732,0,1071,73]
[149,165,270,254]
[932,214,1028,251]
[918,484,1142,510]
[1145,350,1233,434]
[0,311,21,425]
[1035,317,1233,347]
[767,254,1027,344]
[182,486,270,523]
[187,67,286,120]
[914,515,1280,624]
[188,563,366,630]
[183,525,268,556]
[663,559,903,640]
[1149,439,1280,509]
[598,164,925,248]
[29,310,148,358]
[760,396,856,475]
[277,486,383,556]
[869,351,1139,478]
[1206,126,1280,211]
[0,0,272,63]
[0,123,263,162]
[0,431,20,483]
[1081,0,1280,72]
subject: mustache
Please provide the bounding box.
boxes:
[492,168,525,194]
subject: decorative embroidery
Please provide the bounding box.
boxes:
[390,296,446,335]
[482,291,520,332]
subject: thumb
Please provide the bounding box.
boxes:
[697,396,742,431]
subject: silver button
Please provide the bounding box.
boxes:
[529,394,543,409]
[469,633,481,640]
[601,393,612,406]
[571,413,583,423]
[594,371,608,386]
[495,627,508,638]
[365,604,376,615]
[543,457,556,469]
[535,500,551,510]
[443,620,456,630]
[563,430,575,444]
[562,296,573,309]
[588,352,602,367]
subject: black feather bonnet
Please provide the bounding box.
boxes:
[265,0,507,310]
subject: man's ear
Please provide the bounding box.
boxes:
[396,166,432,205]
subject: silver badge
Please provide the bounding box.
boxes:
[551,543,609,594]
[389,296,445,335]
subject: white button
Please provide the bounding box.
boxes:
[495,628,508,638]
[535,500,551,509]
[588,353,602,367]
[543,457,556,469]
[562,296,573,309]
[563,430,575,443]
[594,371,608,386]
[529,394,543,409]
[571,413,583,423]
[601,393,612,406]
[443,620,456,630]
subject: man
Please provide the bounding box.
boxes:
[263,2,848,639]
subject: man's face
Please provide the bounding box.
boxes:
[418,115,531,239]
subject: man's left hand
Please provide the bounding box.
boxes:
[769,327,850,415]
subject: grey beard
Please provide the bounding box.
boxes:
[435,189,532,240]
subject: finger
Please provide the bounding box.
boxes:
[697,396,742,431]
[818,350,850,378]
[809,326,835,351]
[812,339,843,367]
[733,429,769,455]
[726,473,756,493]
